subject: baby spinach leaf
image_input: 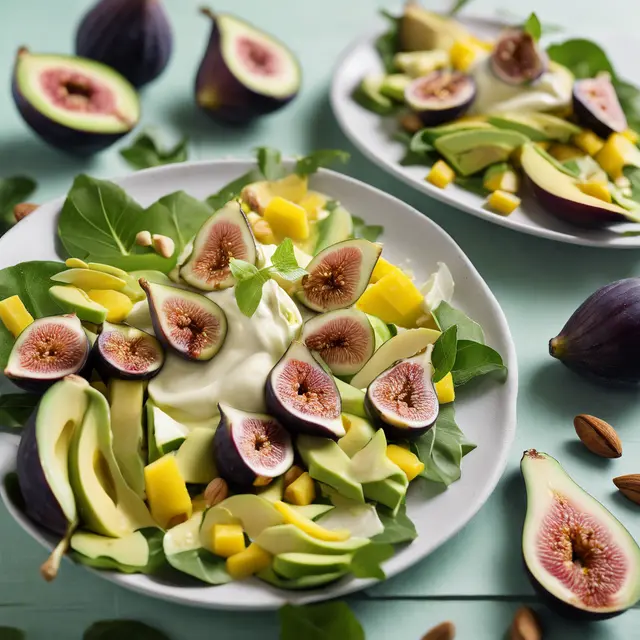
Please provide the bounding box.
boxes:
[0,176,37,232]
[257,147,286,180]
[167,548,232,585]
[433,301,485,343]
[375,10,400,73]
[84,620,170,640]
[295,150,350,177]
[279,602,365,640]
[120,131,189,170]
[0,628,24,640]
[352,215,384,242]
[431,325,458,383]
[372,503,417,544]
[0,393,40,428]
[451,340,506,386]
[523,12,542,41]
[270,238,308,281]
[350,542,394,580]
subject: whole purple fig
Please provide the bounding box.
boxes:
[75,0,173,88]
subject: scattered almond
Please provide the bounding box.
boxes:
[135,230,152,247]
[509,607,542,640]
[613,474,640,505]
[204,477,228,506]
[399,112,423,134]
[421,621,455,640]
[152,234,175,258]
[573,414,622,458]
[283,465,304,488]
[14,202,38,222]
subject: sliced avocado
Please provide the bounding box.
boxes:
[51,268,127,291]
[393,50,449,78]
[338,414,375,458]
[418,121,494,145]
[400,3,469,51]
[217,494,284,539]
[367,314,392,350]
[528,113,581,143]
[49,286,108,324]
[434,129,529,176]
[380,74,411,102]
[146,400,188,464]
[174,427,217,485]
[488,113,580,143]
[296,435,364,503]
[68,387,155,537]
[290,504,334,520]
[255,524,370,555]
[274,552,353,579]
[354,74,395,115]
[128,270,175,287]
[257,476,284,503]
[257,567,346,590]
[362,478,407,516]
[315,203,354,254]
[199,506,242,551]
[108,379,145,498]
[334,377,366,418]
[87,263,145,302]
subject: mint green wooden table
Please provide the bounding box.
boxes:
[1,1,639,637]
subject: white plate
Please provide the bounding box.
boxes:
[330,17,640,248]
[0,159,517,610]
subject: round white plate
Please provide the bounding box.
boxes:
[0,159,517,610]
[330,17,640,248]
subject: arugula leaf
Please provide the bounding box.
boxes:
[523,12,542,41]
[0,176,37,232]
[270,238,308,281]
[295,150,350,177]
[120,131,188,170]
[257,147,286,181]
[451,340,506,386]
[449,0,474,15]
[279,602,365,640]
[375,10,400,73]
[0,261,66,368]
[433,301,485,343]
[372,502,417,544]
[206,169,263,210]
[84,620,170,640]
[350,542,394,580]
[0,393,40,428]
[351,215,384,242]
[0,629,24,640]
[431,325,457,383]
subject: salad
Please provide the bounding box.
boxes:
[354,2,640,228]
[0,148,506,591]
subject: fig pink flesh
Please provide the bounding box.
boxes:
[234,417,289,472]
[411,71,468,101]
[41,68,115,114]
[100,331,160,373]
[17,323,85,374]
[237,37,280,76]
[277,358,340,419]
[305,317,370,368]
[537,493,628,608]
[162,297,220,357]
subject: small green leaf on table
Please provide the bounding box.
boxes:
[431,325,458,383]
[372,502,417,544]
[523,12,542,41]
[295,150,350,177]
[0,176,37,232]
[257,147,286,180]
[0,628,24,640]
[433,301,485,343]
[279,602,365,640]
[352,216,384,242]
[84,620,171,640]
[350,543,395,580]
[451,340,507,386]
[0,393,40,428]
[120,131,189,170]
[375,10,400,73]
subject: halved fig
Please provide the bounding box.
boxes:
[573,74,627,139]
[180,200,257,291]
[297,239,381,313]
[95,321,164,380]
[302,309,375,377]
[140,279,227,361]
[405,70,476,126]
[214,404,294,488]
[365,350,439,440]
[265,341,344,439]
[5,315,91,391]
[491,29,548,85]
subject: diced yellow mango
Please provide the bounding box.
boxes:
[578,182,612,203]
[596,133,640,180]
[370,257,403,284]
[426,160,456,189]
[284,472,316,506]
[0,296,34,338]
[435,372,455,404]
[386,445,424,482]
[264,197,310,242]
[86,289,133,322]
[274,501,350,542]
[485,190,521,216]
[548,144,585,162]
[298,192,326,220]
[226,543,272,580]
[65,258,89,269]
[356,285,403,325]
[449,38,481,72]
[253,476,273,487]
[212,523,246,558]
[623,129,639,144]
[572,130,605,156]
[144,455,192,529]
[483,168,519,194]
[271,174,308,203]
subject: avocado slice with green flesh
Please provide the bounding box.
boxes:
[488,113,580,143]
[338,414,376,458]
[255,524,370,555]
[290,504,334,520]
[314,203,354,254]
[274,552,353,579]
[108,380,145,498]
[68,386,155,537]
[174,427,217,484]
[216,495,284,539]
[380,74,411,102]
[297,435,364,503]
[257,567,346,590]
[146,400,188,464]
[354,74,395,115]
[86,263,145,302]
[49,286,108,324]
[418,121,494,145]
[257,476,284,503]
[334,378,366,418]
[434,129,529,176]
[367,314,392,350]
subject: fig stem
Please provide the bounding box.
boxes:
[40,521,76,582]
[549,336,564,358]
[199,6,216,19]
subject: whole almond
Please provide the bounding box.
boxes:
[573,414,622,458]
[399,112,423,134]
[509,607,542,640]
[613,474,640,505]
[14,202,38,222]
[421,621,455,640]
[204,477,228,506]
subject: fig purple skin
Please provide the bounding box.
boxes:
[573,76,627,140]
[76,0,173,89]
[491,29,548,86]
[549,278,640,386]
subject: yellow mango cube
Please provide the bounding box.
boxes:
[449,39,480,72]
[485,190,521,216]
[370,257,403,284]
[86,289,133,322]
[435,372,455,404]
[426,160,456,189]
[144,454,192,529]
[271,174,308,203]
[371,270,425,326]
[226,543,272,580]
[284,471,316,506]
[298,192,326,220]
[573,130,605,156]
[622,129,639,144]
[212,523,246,558]
[548,144,585,162]
[386,444,424,482]
[274,501,350,542]
[483,167,519,194]
[596,133,640,180]
[356,286,404,325]
[0,296,34,338]
[578,182,612,203]
[264,197,310,241]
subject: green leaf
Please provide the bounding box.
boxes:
[624,166,640,203]
[523,12,542,41]
[371,502,417,544]
[279,602,365,640]
[351,215,384,242]
[0,393,40,428]
[449,0,474,15]
[433,301,485,343]
[0,176,37,233]
[295,150,350,177]
[0,629,24,640]
[120,131,189,170]
[615,79,640,131]
[270,238,308,281]
[256,147,286,181]
[229,258,260,282]
[350,542,394,580]
[84,620,170,640]
[206,169,263,210]
[166,548,232,585]
[0,260,66,368]
[547,38,614,79]
[431,325,458,383]
[451,340,506,386]
[324,200,339,213]
[455,175,489,197]
[233,269,269,317]
[375,10,400,73]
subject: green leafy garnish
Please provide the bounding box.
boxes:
[451,340,506,386]
[257,146,286,181]
[624,166,640,203]
[167,548,232,585]
[431,325,458,383]
[279,602,365,640]
[352,215,384,242]
[350,542,394,580]
[120,131,189,170]
[0,393,40,429]
[295,150,350,177]
[375,10,400,73]
[0,629,24,640]
[0,176,37,233]
[523,12,542,41]
[433,301,485,343]
[449,0,474,15]
[372,503,417,544]
[84,620,170,640]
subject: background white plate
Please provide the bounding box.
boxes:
[330,16,640,248]
[0,160,517,610]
